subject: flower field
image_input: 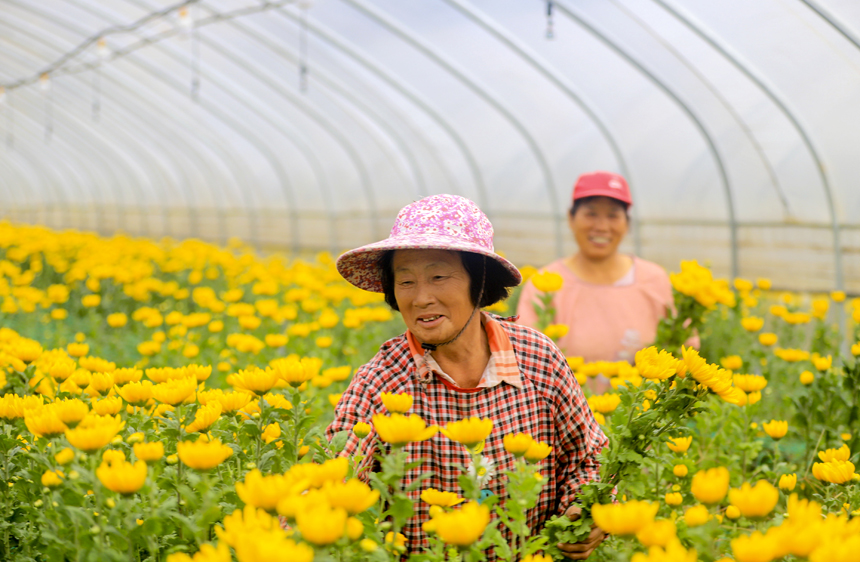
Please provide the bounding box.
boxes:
[1,222,860,562]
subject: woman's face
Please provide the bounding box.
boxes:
[391,249,473,345]
[569,197,629,260]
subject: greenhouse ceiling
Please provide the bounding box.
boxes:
[1,0,859,291]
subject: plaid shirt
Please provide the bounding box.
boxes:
[326,313,607,556]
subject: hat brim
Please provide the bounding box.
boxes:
[336,233,523,293]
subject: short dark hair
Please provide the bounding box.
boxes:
[378,250,519,311]
[570,195,630,220]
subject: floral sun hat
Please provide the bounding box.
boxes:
[336,194,522,293]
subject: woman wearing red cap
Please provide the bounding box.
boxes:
[517,171,683,390]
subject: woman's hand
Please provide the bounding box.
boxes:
[555,505,607,560]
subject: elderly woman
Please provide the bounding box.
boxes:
[328,194,607,560]
[517,172,684,382]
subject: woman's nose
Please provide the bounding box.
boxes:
[413,280,436,306]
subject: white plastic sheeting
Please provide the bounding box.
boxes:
[1,0,860,291]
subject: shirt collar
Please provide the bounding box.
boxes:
[405,312,523,389]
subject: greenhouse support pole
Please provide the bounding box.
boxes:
[555,0,739,278]
[342,0,565,258]
[652,0,845,292]
[443,0,641,256]
[607,0,790,220]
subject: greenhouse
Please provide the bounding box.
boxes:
[1,1,859,561]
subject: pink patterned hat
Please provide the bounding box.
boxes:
[336,194,522,293]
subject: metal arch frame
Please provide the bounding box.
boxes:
[118,0,387,247]
[39,0,302,250]
[0,92,72,228]
[4,32,185,237]
[0,87,115,235]
[6,2,177,236]
[608,0,791,218]
[218,11,434,203]
[135,0,393,249]
[214,14,438,251]
[5,6,245,241]
[165,16,384,242]
[798,0,860,51]
[275,9,489,218]
[441,0,643,255]
[554,0,739,278]
[56,0,262,244]
[651,0,844,291]
[22,0,282,248]
[340,0,565,256]
[0,38,113,231]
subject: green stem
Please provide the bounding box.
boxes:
[804,428,827,480]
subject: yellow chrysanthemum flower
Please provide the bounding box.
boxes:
[353,422,371,438]
[740,317,764,332]
[758,333,778,346]
[92,396,123,416]
[215,505,279,547]
[234,533,313,562]
[429,501,490,546]
[177,438,233,470]
[54,447,75,465]
[440,417,493,449]
[296,504,347,546]
[235,469,310,513]
[379,392,413,414]
[24,407,68,438]
[133,442,165,464]
[818,444,850,463]
[231,367,280,396]
[270,358,313,388]
[635,519,677,548]
[762,420,788,440]
[683,504,711,527]
[530,271,563,293]
[51,398,89,427]
[524,441,553,463]
[503,433,534,458]
[812,460,855,484]
[667,436,693,454]
[421,488,465,508]
[322,479,380,515]
[588,393,622,414]
[732,374,767,392]
[65,414,125,452]
[96,459,147,495]
[116,381,154,406]
[728,481,779,518]
[185,402,222,433]
[664,492,682,506]
[371,413,438,448]
[592,501,657,535]
[691,467,730,505]
[779,473,797,492]
[635,346,679,380]
[731,531,777,562]
[152,376,197,406]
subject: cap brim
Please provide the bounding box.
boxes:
[336,233,523,293]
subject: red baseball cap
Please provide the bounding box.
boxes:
[571,171,633,206]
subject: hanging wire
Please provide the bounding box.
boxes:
[1,0,296,93]
[93,38,108,122]
[92,66,101,122]
[41,73,53,143]
[299,2,310,92]
[546,1,554,39]
[3,88,12,151]
[190,7,201,101]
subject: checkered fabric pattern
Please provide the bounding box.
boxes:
[326,313,607,557]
